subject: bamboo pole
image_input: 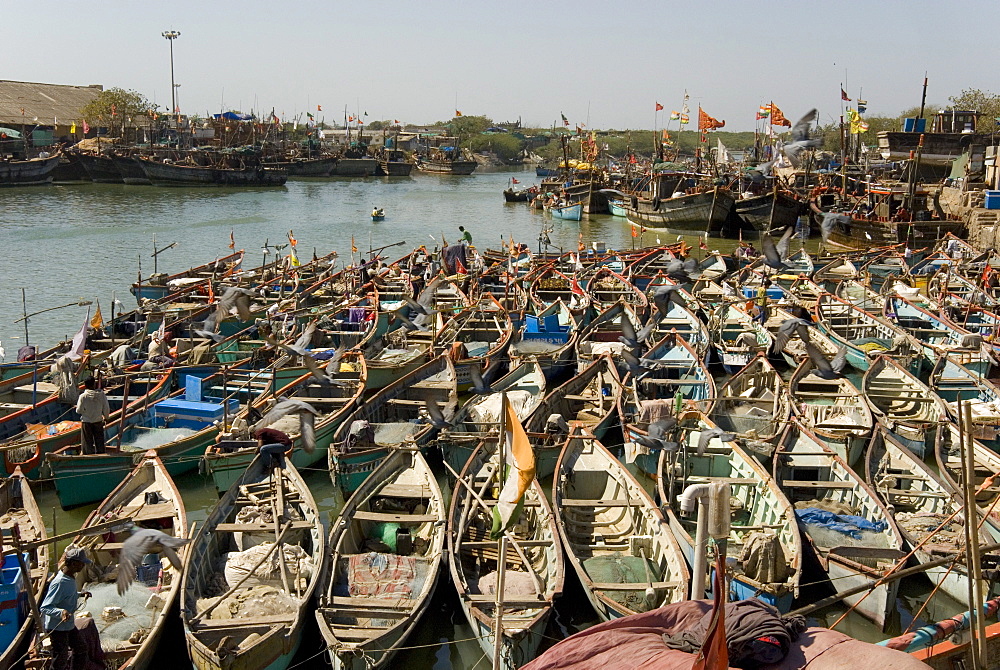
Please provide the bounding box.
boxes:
[491,537,507,670]
[962,400,987,667]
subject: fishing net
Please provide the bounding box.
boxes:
[582,556,662,612]
[232,505,304,549]
[220,542,315,592]
[82,581,160,651]
[120,427,197,452]
[372,422,421,445]
[197,584,298,620]
[465,391,534,425]
[896,512,965,552]
[512,340,562,355]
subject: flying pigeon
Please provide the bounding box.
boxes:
[422,399,451,429]
[696,427,737,456]
[192,309,225,343]
[652,285,687,317]
[216,286,255,322]
[116,528,191,596]
[761,226,795,271]
[771,317,814,353]
[618,317,651,350]
[469,365,492,395]
[806,341,849,379]
[782,109,823,167]
[323,346,347,375]
[252,397,320,433]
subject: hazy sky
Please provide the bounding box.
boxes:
[4,0,996,132]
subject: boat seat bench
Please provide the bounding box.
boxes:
[561,499,645,507]
[214,521,314,532]
[352,511,438,523]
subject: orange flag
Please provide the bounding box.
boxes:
[698,107,725,131]
[769,103,792,128]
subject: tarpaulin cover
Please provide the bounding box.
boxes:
[213,112,254,121]
[522,600,931,670]
[795,507,888,539]
[441,244,467,275]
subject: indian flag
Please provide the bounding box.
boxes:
[758,105,771,117]
[490,394,536,539]
[669,110,680,121]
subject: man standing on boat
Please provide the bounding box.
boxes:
[75,377,110,455]
[40,547,93,670]
[458,225,473,245]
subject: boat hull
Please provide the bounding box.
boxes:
[332,158,377,177]
[625,189,735,236]
[416,160,477,175]
[0,153,61,186]
[137,159,287,186]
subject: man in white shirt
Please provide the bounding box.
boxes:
[75,377,110,454]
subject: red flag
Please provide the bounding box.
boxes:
[841,88,851,101]
[511,178,519,184]
[983,264,992,287]
[229,230,235,250]
[700,236,709,250]
[456,257,468,275]
[455,110,463,117]
[288,230,297,248]
[394,119,400,124]
[655,102,664,111]
[317,105,322,111]
[348,115,354,122]
[571,278,585,296]
[693,546,729,670]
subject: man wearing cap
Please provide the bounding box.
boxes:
[40,547,93,670]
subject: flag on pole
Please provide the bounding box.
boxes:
[317,105,322,112]
[455,110,463,117]
[680,114,690,125]
[692,545,730,670]
[631,225,639,238]
[288,247,300,267]
[561,112,569,126]
[670,110,681,121]
[698,107,725,131]
[841,87,851,102]
[511,178,519,184]
[456,257,468,275]
[229,230,235,250]
[68,311,90,360]
[757,105,771,119]
[351,236,358,253]
[700,236,709,250]
[288,230,297,247]
[90,301,103,330]
[70,123,77,134]
[490,394,536,538]
[655,102,664,111]
[82,120,90,134]
[769,103,792,127]
[570,277,585,296]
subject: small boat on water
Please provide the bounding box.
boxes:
[575,301,646,374]
[862,354,949,460]
[508,299,578,380]
[707,302,773,374]
[867,426,1000,606]
[448,440,563,670]
[548,202,583,221]
[774,420,905,629]
[930,354,1000,451]
[789,357,874,466]
[554,430,689,620]
[371,208,385,221]
[814,292,924,375]
[525,355,621,478]
[659,411,801,612]
[0,150,62,186]
[316,447,445,670]
[135,157,288,186]
[182,456,324,670]
[67,451,187,669]
[329,355,456,497]
[0,469,48,670]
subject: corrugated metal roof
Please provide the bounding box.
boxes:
[0,80,103,127]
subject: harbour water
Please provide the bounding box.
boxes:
[0,169,967,667]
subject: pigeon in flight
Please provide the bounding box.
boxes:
[116,528,191,596]
[652,285,687,317]
[806,342,849,379]
[771,317,814,354]
[252,397,320,433]
[469,366,492,395]
[782,109,823,168]
[761,226,796,271]
[696,427,737,456]
[422,399,451,429]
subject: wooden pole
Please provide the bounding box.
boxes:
[963,401,987,666]
[115,373,131,450]
[491,536,507,670]
[11,526,45,642]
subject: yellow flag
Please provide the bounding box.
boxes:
[70,123,77,134]
[90,300,103,329]
[490,393,536,539]
[351,236,358,253]
[289,248,300,267]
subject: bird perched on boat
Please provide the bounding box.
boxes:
[116,528,191,596]
[760,226,796,272]
[805,341,849,380]
[782,109,822,168]
[696,427,737,456]
[651,285,688,317]
[770,317,814,354]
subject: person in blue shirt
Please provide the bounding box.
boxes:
[40,547,92,670]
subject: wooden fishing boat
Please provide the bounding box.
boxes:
[131,252,246,303]
[316,448,445,669]
[934,421,1000,520]
[548,202,583,221]
[434,297,513,390]
[182,456,324,670]
[930,355,1000,451]
[927,267,999,308]
[414,156,477,175]
[886,294,991,375]
[789,357,873,466]
[761,305,840,368]
[448,441,563,669]
[810,192,962,252]
[47,366,260,508]
[135,157,288,187]
[442,360,547,473]
[0,469,48,670]
[624,187,735,236]
[812,256,860,291]
[0,369,173,480]
[709,355,791,451]
[867,426,1000,606]
[733,189,803,233]
[860,250,911,292]
[262,155,338,177]
[575,301,646,374]
[329,355,456,497]
[774,420,905,629]
[814,292,924,375]
[863,354,949,460]
[585,267,648,311]
[528,265,592,319]
[836,278,886,312]
[509,300,578,380]
[525,355,621,478]
[658,411,801,612]
[71,451,187,670]
[707,303,773,374]
[204,353,367,495]
[554,430,688,620]
[0,150,62,186]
